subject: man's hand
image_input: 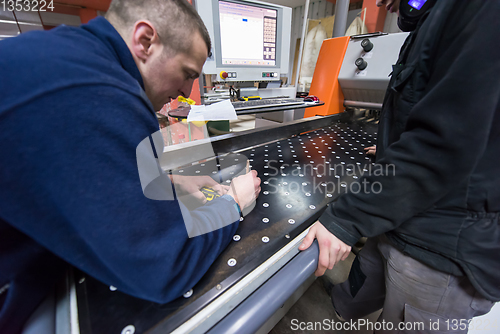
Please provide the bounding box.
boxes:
[299,222,352,276]
[364,145,376,156]
[376,0,400,13]
[170,175,229,205]
[227,170,261,215]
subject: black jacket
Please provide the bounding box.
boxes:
[320,0,500,301]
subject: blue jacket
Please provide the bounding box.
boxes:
[320,0,500,301]
[0,17,239,333]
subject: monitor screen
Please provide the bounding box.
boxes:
[219,1,277,66]
[195,0,292,82]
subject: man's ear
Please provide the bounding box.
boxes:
[130,20,160,63]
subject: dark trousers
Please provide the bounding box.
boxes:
[332,235,495,333]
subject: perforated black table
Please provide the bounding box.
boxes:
[73,112,378,334]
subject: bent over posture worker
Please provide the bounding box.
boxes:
[300,0,499,331]
[0,0,261,333]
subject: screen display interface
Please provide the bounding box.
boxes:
[219,1,277,66]
[408,0,426,10]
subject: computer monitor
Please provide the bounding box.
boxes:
[195,0,292,83]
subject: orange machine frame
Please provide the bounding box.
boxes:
[304,36,350,118]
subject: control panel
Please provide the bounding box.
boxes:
[220,71,237,79]
[262,72,279,78]
[338,32,409,103]
[218,71,280,81]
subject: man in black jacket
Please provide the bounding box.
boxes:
[300,0,499,331]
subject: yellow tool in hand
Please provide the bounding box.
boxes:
[201,160,250,201]
[200,186,221,202]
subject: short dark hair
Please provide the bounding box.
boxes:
[106,0,212,57]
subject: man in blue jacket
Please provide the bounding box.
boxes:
[300,0,499,331]
[0,0,260,333]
